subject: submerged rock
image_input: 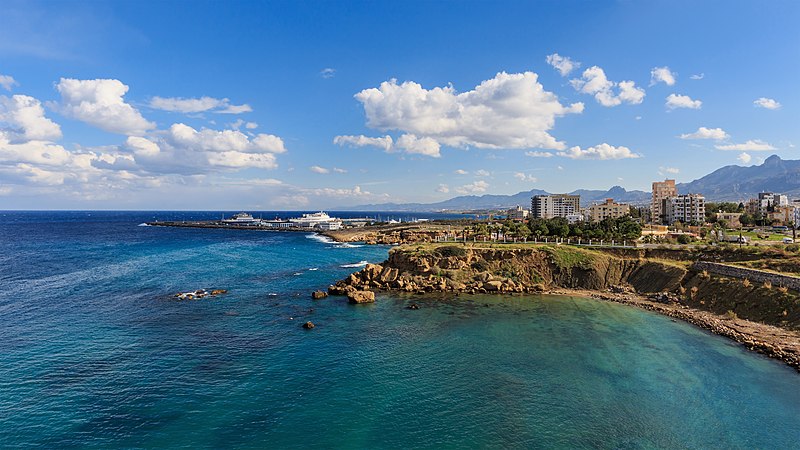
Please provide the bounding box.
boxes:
[407,303,420,310]
[302,321,315,329]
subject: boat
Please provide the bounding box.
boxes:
[289,211,342,229]
[222,212,259,224]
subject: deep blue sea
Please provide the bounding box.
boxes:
[2,211,800,449]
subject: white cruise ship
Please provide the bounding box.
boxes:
[290,212,342,230]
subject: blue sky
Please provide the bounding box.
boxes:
[0,0,797,209]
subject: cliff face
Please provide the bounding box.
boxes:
[329,244,800,330]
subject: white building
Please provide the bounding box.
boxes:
[664,194,705,225]
[506,205,529,220]
[531,194,581,219]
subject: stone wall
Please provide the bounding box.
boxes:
[693,261,800,291]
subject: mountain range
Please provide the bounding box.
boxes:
[345,155,800,212]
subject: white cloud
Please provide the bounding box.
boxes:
[679,127,729,140]
[715,140,776,151]
[659,166,680,175]
[333,134,393,152]
[349,71,584,153]
[665,93,702,110]
[150,96,236,114]
[513,172,537,182]
[436,183,450,193]
[332,167,347,173]
[690,73,704,80]
[125,136,160,157]
[454,169,468,175]
[0,75,18,91]
[474,169,490,177]
[754,97,781,110]
[55,78,155,135]
[557,143,640,160]
[570,66,645,107]
[0,94,62,141]
[395,134,441,157]
[557,165,564,170]
[320,68,336,79]
[545,53,580,76]
[310,165,329,174]
[217,104,253,114]
[525,151,554,158]
[245,122,258,129]
[455,180,489,194]
[650,66,676,86]
[737,152,752,164]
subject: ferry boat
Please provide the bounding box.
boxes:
[290,211,342,230]
[222,212,259,224]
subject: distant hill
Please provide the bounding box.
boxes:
[345,186,649,212]
[345,155,800,212]
[677,155,800,201]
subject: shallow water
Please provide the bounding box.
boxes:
[1,211,799,448]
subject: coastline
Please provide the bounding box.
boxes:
[549,287,800,372]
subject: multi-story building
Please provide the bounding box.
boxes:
[663,194,705,225]
[506,205,529,221]
[588,198,630,222]
[651,179,677,224]
[531,194,581,219]
[716,211,742,228]
[768,205,795,225]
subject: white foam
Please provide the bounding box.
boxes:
[334,243,363,248]
[305,233,336,245]
[308,268,318,271]
[340,260,369,268]
[137,223,150,227]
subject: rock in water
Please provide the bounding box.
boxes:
[302,321,315,329]
[347,290,375,304]
[407,303,420,310]
[311,290,328,300]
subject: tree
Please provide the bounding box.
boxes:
[739,213,753,227]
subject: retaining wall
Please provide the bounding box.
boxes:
[693,261,800,291]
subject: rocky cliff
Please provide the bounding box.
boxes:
[329,244,800,330]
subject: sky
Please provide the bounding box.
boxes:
[0,0,798,210]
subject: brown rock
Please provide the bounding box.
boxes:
[302,321,315,329]
[311,290,328,300]
[347,290,376,304]
[484,280,503,292]
[211,289,227,295]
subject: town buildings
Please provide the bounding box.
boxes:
[651,179,677,224]
[716,211,742,228]
[531,194,581,219]
[506,205,529,221]
[588,198,630,222]
[663,194,706,225]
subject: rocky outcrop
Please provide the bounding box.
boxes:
[347,290,376,304]
[311,290,328,300]
[302,321,315,329]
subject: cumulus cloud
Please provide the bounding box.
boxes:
[570,66,645,107]
[0,94,62,141]
[753,97,781,110]
[737,152,752,164]
[436,184,450,193]
[690,73,704,80]
[320,68,336,79]
[525,151,554,158]
[454,169,468,175]
[715,140,776,151]
[665,93,701,110]
[557,143,640,160]
[345,71,584,156]
[650,66,676,86]
[332,167,347,173]
[513,172,537,182]
[474,169,490,177]
[679,127,729,140]
[395,134,441,157]
[546,53,580,76]
[149,96,252,114]
[333,134,393,152]
[310,165,329,174]
[455,180,489,194]
[0,75,18,91]
[55,78,155,135]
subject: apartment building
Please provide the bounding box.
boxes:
[663,194,705,225]
[651,179,677,225]
[531,194,581,219]
[588,198,630,222]
[506,205,529,221]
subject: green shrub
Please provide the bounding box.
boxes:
[437,246,467,258]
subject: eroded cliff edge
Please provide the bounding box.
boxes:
[328,244,800,370]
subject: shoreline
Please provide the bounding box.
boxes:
[533,287,800,372]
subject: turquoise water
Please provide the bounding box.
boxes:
[2,211,800,448]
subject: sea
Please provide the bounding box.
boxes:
[1,210,800,449]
